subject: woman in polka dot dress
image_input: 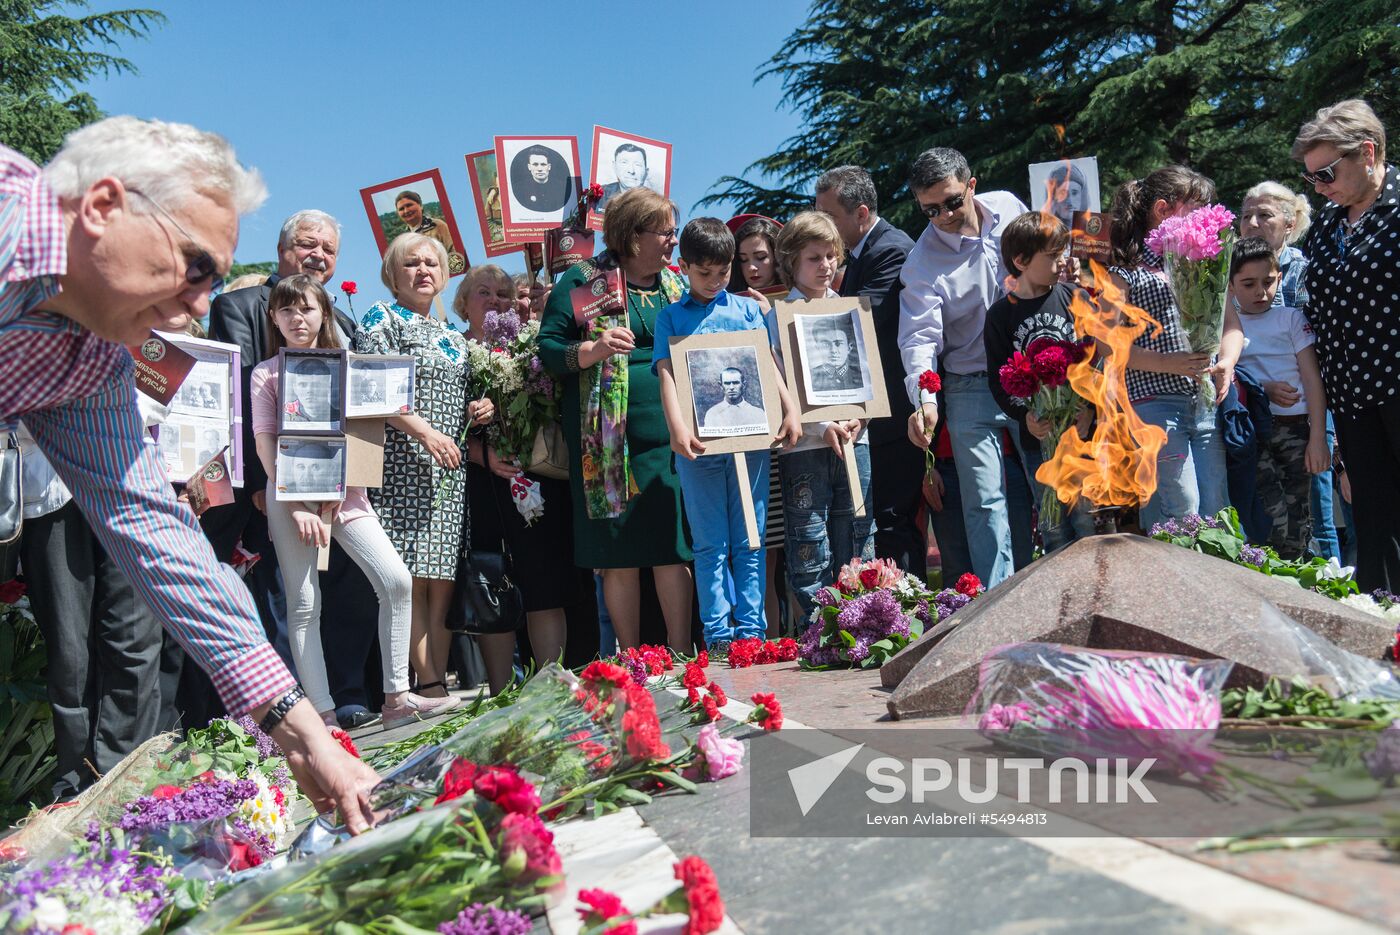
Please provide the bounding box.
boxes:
[1293,99,1400,591]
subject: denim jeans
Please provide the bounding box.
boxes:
[676,449,770,645]
[1134,395,1228,530]
[944,373,1050,586]
[1018,439,1097,550]
[1309,412,1341,561]
[779,443,874,620]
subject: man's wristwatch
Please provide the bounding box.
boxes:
[259,686,307,736]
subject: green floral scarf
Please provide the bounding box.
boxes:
[579,252,683,520]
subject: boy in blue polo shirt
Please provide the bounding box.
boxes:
[655,217,801,649]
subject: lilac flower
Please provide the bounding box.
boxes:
[1374,589,1400,608]
[933,589,971,621]
[1149,513,1222,538]
[1,843,175,932]
[1239,544,1267,567]
[623,654,648,688]
[481,310,522,346]
[235,715,279,760]
[118,778,259,834]
[814,586,839,608]
[439,903,532,935]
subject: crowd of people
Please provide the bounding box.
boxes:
[1,97,1396,813]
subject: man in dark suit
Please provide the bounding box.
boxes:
[815,166,924,577]
[198,209,384,729]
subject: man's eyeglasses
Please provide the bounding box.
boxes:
[644,228,680,240]
[918,190,968,220]
[1300,151,1353,186]
[128,188,224,293]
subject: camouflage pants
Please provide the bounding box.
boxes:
[1257,418,1313,558]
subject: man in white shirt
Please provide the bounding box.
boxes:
[898,147,1032,587]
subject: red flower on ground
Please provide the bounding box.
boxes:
[577,888,636,935]
[682,661,707,690]
[748,692,784,731]
[473,764,541,816]
[582,660,631,691]
[727,638,761,668]
[772,637,798,662]
[696,649,709,668]
[435,756,479,804]
[330,727,359,758]
[621,682,670,760]
[570,730,615,772]
[674,856,725,934]
[497,811,561,881]
[701,695,720,722]
[955,573,982,597]
[707,681,728,707]
[0,579,25,604]
[340,280,358,296]
[918,369,942,396]
[686,686,700,705]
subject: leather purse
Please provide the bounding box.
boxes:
[449,477,524,635]
[0,432,23,583]
[525,423,570,481]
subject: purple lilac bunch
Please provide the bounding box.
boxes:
[1,843,175,933]
[235,714,279,760]
[438,902,532,935]
[481,309,522,345]
[1148,513,1223,538]
[117,777,258,834]
[932,588,973,621]
[1239,544,1268,568]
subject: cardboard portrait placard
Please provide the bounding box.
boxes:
[495,135,581,243]
[360,169,470,276]
[274,435,347,502]
[669,331,781,455]
[1028,157,1102,231]
[1070,211,1113,264]
[545,227,597,275]
[345,418,386,488]
[773,296,890,423]
[153,331,243,487]
[464,150,522,259]
[278,348,348,436]
[346,354,415,418]
[587,126,672,232]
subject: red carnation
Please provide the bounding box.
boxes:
[727,638,761,668]
[330,727,359,759]
[696,649,709,669]
[686,686,700,705]
[497,811,561,881]
[587,182,606,203]
[707,681,728,707]
[340,280,358,296]
[701,695,720,722]
[581,660,631,691]
[150,784,183,800]
[577,888,636,935]
[675,856,725,934]
[621,682,670,760]
[1030,345,1071,387]
[748,692,784,731]
[1025,337,1055,360]
[435,756,479,805]
[474,764,542,816]
[683,661,707,690]
[918,369,941,395]
[998,353,1038,398]
[773,637,799,661]
[0,579,25,604]
[955,573,982,597]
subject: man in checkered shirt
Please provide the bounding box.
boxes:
[0,117,378,829]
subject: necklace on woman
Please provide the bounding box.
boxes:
[625,279,661,339]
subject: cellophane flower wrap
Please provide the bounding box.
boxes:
[966,643,1234,777]
[997,337,1093,525]
[798,558,983,669]
[1145,204,1236,411]
[465,311,561,473]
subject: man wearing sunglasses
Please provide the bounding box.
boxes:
[897,147,1035,588]
[0,117,379,830]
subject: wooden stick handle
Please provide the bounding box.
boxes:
[844,438,866,518]
[733,452,760,550]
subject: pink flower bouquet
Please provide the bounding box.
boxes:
[1146,204,1236,411]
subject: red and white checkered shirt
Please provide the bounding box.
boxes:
[0,144,294,715]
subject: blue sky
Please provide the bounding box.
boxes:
[78,0,811,295]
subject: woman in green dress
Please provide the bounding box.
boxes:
[538,187,693,652]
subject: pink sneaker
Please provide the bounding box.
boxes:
[382,692,462,730]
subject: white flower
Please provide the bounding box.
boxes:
[1341,593,1385,618]
[30,896,68,930]
[1316,557,1356,581]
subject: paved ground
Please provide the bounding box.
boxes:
[347,665,1397,935]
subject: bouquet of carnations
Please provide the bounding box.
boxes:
[968,643,1233,778]
[998,337,1093,525]
[1145,204,1236,412]
[464,310,562,521]
[798,558,983,669]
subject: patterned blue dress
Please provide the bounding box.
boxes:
[353,301,469,579]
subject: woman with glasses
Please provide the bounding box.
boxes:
[1292,99,1400,591]
[538,187,695,653]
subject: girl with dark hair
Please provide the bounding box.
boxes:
[253,275,461,729]
[1108,165,1244,529]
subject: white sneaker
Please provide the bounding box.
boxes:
[382,692,462,729]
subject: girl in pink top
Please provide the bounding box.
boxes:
[252,275,459,729]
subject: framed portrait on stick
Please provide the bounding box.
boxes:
[359,169,469,276]
[495,135,581,243]
[669,330,781,549]
[1028,156,1101,231]
[464,150,522,259]
[278,348,348,435]
[587,126,672,231]
[274,436,347,502]
[773,295,890,517]
[346,354,414,418]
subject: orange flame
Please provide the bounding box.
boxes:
[1035,262,1167,511]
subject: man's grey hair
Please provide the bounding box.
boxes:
[279,210,341,251]
[908,147,971,192]
[45,115,267,215]
[815,165,878,214]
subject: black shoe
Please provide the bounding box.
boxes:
[336,706,382,729]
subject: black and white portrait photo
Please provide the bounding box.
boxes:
[347,354,414,418]
[279,349,347,434]
[588,126,671,227]
[195,426,226,468]
[173,374,225,416]
[495,136,581,239]
[1028,157,1101,230]
[687,346,769,438]
[275,437,347,501]
[795,310,874,405]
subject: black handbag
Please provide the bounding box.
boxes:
[449,470,524,635]
[0,432,22,584]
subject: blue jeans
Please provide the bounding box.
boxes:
[943,373,1043,586]
[1134,395,1228,530]
[1019,440,1097,551]
[1309,413,1340,561]
[779,443,874,620]
[595,572,615,657]
[675,450,769,645]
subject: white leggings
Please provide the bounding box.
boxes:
[266,499,413,712]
